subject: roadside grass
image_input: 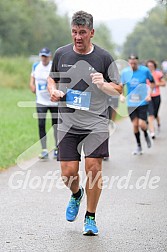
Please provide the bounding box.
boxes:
[0,57,48,170]
[0,57,32,89]
[116,100,128,120]
[0,87,53,170]
[0,87,36,169]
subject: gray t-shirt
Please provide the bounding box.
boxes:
[50,43,119,134]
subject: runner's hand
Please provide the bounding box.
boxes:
[145,95,151,102]
[120,94,126,103]
[90,73,104,89]
[50,88,65,102]
[31,86,36,93]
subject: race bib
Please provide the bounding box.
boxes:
[66,89,91,110]
[38,82,47,91]
[129,94,141,103]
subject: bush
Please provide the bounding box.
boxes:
[0,57,32,89]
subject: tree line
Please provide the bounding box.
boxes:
[122,5,167,63]
[0,0,166,63]
[0,0,71,56]
[0,0,115,56]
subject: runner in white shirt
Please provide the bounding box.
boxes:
[29,47,58,159]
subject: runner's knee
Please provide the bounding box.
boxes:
[61,162,79,179]
[85,161,102,180]
[139,120,146,129]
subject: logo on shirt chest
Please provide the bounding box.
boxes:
[62,64,76,68]
[130,78,140,87]
[61,64,95,72]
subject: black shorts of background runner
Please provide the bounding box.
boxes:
[148,95,161,118]
[57,131,109,161]
[128,105,148,121]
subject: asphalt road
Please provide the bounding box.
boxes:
[0,88,167,252]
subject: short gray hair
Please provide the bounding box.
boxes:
[71,11,93,30]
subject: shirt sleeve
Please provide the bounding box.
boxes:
[105,56,120,84]
[147,68,154,82]
[31,63,37,77]
[49,51,60,82]
[158,71,163,80]
[31,62,40,77]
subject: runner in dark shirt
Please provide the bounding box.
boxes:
[48,10,122,236]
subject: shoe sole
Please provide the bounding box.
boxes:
[39,157,49,161]
[132,152,143,155]
[83,230,98,236]
[67,216,78,222]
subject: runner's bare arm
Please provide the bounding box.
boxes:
[90,73,123,96]
[29,76,36,93]
[47,76,65,102]
[156,77,166,87]
[119,85,126,103]
[149,79,155,93]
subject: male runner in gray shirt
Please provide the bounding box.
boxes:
[48,10,122,235]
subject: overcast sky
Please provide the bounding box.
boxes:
[55,0,156,21]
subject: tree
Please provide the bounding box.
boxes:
[0,0,71,56]
[157,0,167,5]
[93,23,116,57]
[156,0,167,24]
[0,1,116,57]
[122,5,167,63]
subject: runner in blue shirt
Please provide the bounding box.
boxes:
[121,55,155,155]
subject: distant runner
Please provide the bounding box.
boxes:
[161,59,167,77]
[146,60,166,138]
[29,48,58,159]
[121,55,154,155]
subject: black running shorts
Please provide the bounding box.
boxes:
[148,95,161,118]
[128,105,148,121]
[57,131,109,161]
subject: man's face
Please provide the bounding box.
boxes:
[129,58,138,71]
[41,55,50,66]
[71,25,94,53]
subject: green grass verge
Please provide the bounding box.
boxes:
[0,87,36,169]
[116,100,128,120]
[0,57,32,89]
[0,87,54,170]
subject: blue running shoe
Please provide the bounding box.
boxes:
[83,216,99,236]
[39,149,48,160]
[66,187,84,222]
